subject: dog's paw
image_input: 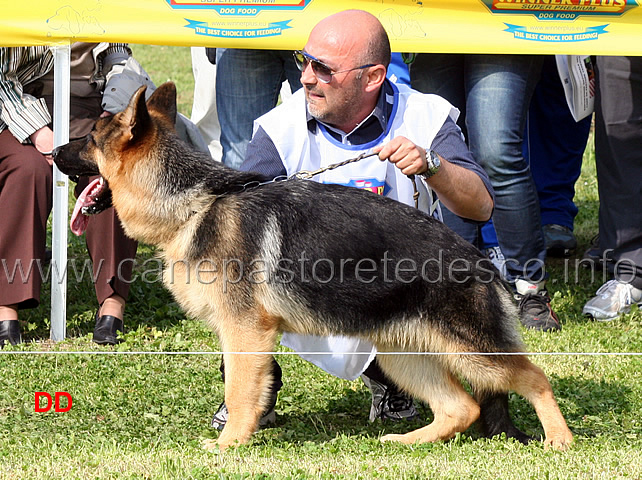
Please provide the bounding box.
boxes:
[203,431,250,451]
[543,430,574,451]
[380,433,415,445]
[201,439,224,453]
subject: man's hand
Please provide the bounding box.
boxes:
[373,136,428,176]
[374,135,493,221]
[29,126,54,165]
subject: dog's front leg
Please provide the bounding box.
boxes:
[206,312,279,451]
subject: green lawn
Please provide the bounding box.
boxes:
[0,46,640,479]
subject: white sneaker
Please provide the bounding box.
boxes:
[515,278,546,296]
[481,245,506,275]
[583,279,642,321]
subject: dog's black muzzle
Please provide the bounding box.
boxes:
[52,138,100,178]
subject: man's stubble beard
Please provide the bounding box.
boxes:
[305,81,363,129]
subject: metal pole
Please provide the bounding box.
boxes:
[50,44,70,342]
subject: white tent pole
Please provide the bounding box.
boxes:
[50,44,71,342]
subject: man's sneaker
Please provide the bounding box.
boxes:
[582,279,642,321]
[515,279,561,332]
[360,374,419,422]
[481,245,506,275]
[211,393,277,431]
[543,224,577,257]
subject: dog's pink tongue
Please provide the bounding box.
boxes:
[70,177,101,236]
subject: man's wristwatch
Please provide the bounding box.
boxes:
[423,149,441,179]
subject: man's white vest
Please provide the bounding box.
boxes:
[254,81,460,380]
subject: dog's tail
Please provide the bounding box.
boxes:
[474,389,533,444]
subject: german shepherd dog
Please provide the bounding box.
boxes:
[54,82,573,451]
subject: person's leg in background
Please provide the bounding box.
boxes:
[479,220,506,274]
[462,54,561,331]
[191,47,222,161]
[525,56,591,257]
[0,131,52,346]
[409,54,482,246]
[410,54,504,274]
[413,54,557,331]
[216,49,302,169]
[583,56,642,320]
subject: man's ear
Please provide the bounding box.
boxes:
[120,85,151,143]
[147,81,178,124]
[364,65,387,94]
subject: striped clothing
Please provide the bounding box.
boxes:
[0,47,54,143]
[0,44,131,143]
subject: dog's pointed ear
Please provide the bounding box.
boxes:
[120,85,151,143]
[147,82,178,124]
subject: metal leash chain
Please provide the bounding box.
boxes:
[228,151,420,209]
[218,175,288,197]
[291,151,379,180]
[292,151,420,209]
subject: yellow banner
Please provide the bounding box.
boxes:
[1,0,641,54]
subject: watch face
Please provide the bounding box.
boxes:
[425,150,440,178]
[431,151,440,167]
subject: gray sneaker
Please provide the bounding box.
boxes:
[543,224,577,257]
[583,279,642,321]
[211,394,277,431]
[361,374,419,422]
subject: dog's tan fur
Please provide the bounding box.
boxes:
[54,82,573,451]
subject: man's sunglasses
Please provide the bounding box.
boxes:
[293,50,375,84]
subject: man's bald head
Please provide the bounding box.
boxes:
[307,10,391,68]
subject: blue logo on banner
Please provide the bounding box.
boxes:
[185,19,292,38]
[505,24,608,42]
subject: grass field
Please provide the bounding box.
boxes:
[0,46,641,479]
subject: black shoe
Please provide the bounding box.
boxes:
[92,312,124,345]
[517,291,561,332]
[211,392,278,431]
[543,224,577,257]
[361,375,420,422]
[0,320,22,348]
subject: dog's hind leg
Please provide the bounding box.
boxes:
[376,354,480,445]
[474,389,532,445]
[507,356,573,450]
[208,309,280,450]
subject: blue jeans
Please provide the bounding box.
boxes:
[410,54,545,283]
[525,56,591,230]
[216,49,302,169]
